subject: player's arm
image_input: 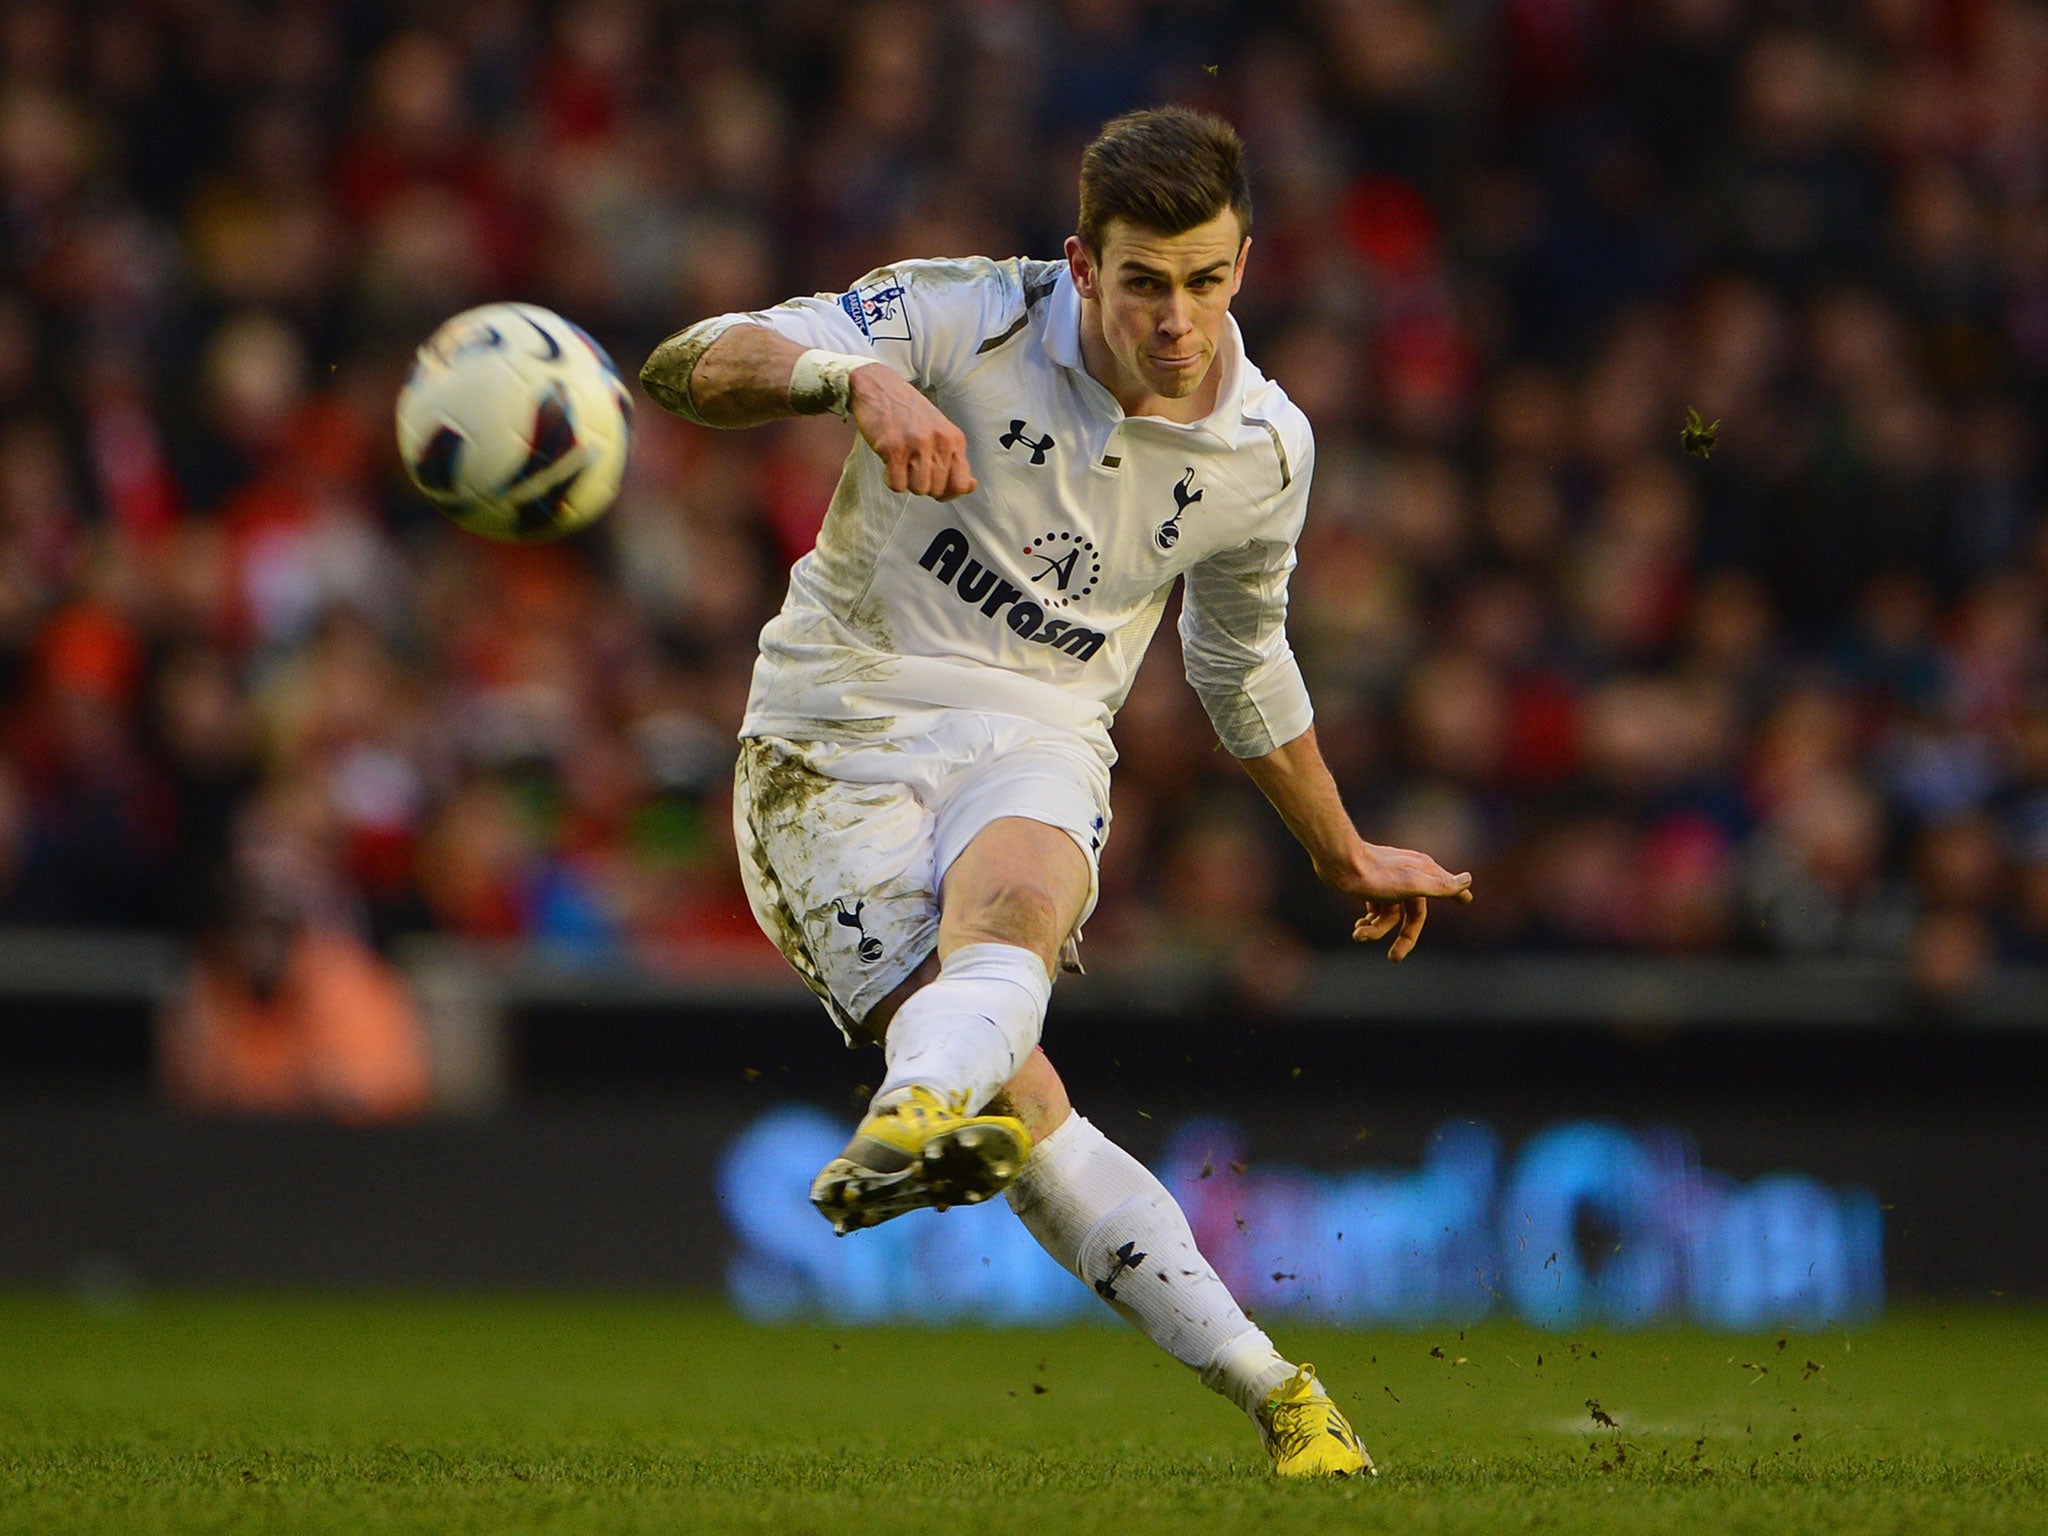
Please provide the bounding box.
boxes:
[641,259,1025,500]
[640,322,976,500]
[1181,427,1469,958]
[1238,725,1472,961]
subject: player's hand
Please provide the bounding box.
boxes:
[847,364,978,501]
[1319,843,1472,963]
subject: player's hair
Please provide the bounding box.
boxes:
[1077,107,1252,255]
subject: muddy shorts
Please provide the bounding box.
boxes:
[732,712,1111,1044]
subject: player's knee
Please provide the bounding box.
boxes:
[946,881,1067,960]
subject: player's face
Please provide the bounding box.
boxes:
[1067,210,1248,414]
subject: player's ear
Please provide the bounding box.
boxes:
[1065,234,1099,300]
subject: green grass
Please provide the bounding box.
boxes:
[0,1296,2040,1534]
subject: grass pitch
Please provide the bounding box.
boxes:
[0,1296,2040,1534]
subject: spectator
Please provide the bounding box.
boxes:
[159,791,431,1121]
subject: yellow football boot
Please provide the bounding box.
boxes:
[1257,1364,1375,1478]
[808,1086,1031,1235]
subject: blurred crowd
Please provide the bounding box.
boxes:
[4,0,2048,1035]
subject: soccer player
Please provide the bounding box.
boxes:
[641,107,1471,1477]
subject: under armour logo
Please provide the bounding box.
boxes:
[1094,1239,1149,1301]
[1157,467,1203,550]
[835,900,884,964]
[1000,419,1054,465]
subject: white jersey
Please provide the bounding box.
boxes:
[726,256,1316,767]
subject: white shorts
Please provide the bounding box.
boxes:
[732,712,1111,1044]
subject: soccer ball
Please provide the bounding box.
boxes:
[395,302,632,541]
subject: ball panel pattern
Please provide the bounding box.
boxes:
[413,425,467,498]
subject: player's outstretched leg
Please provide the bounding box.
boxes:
[1004,1099,1373,1477]
[809,942,1049,1234]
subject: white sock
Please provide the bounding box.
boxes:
[1005,1113,1297,1421]
[874,942,1051,1114]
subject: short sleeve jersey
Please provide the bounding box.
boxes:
[728,257,1316,767]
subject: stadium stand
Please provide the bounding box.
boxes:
[1,0,2044,1020]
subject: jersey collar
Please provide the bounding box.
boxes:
[1044,264,1248,443]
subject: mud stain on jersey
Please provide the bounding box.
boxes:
[812,464,898,653]
[816,648,900,691]
[843,597,894,651]
[810,715,901,738]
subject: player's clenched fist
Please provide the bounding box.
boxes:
[848,364,978,501]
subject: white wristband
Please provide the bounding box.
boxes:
[788,349,876,419]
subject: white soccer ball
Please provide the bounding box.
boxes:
[395,302,632,541]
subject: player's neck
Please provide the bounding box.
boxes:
[1076,300,1222,425]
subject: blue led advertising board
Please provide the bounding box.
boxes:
[720,1107,1883,1330]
